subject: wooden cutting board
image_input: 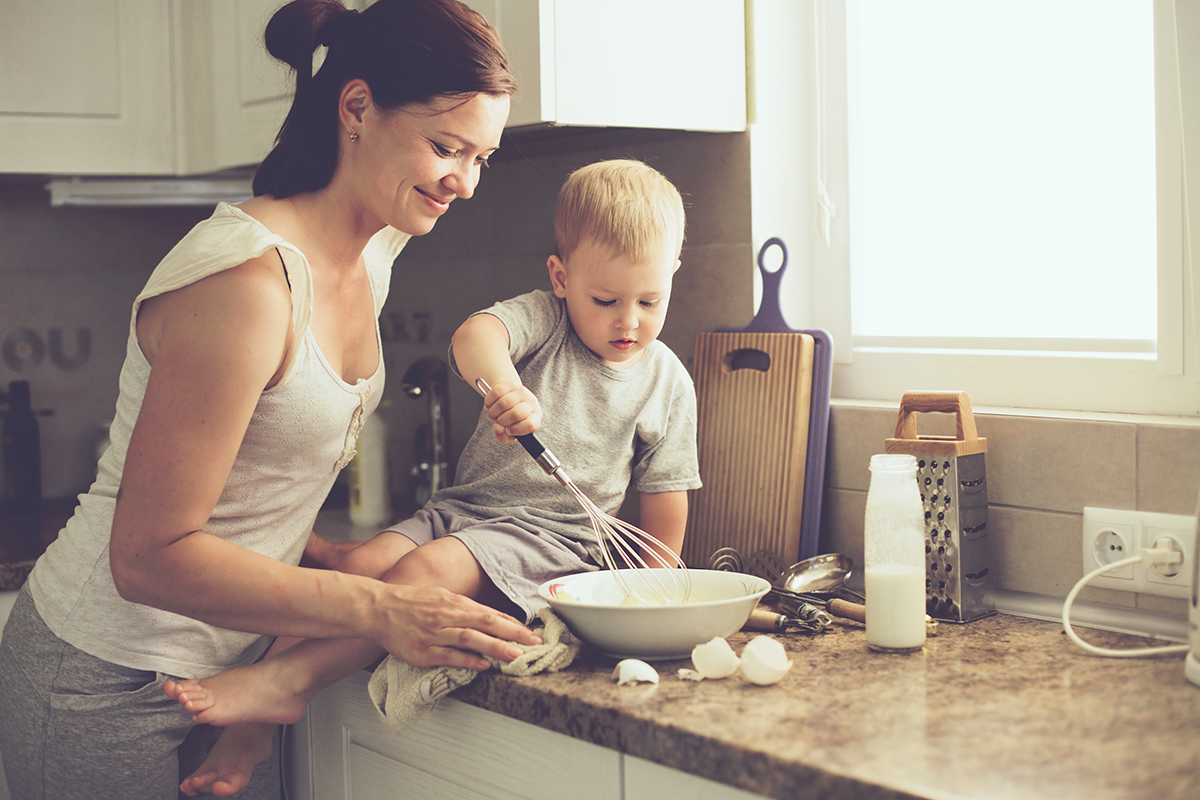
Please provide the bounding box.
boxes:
[682,329,815,569]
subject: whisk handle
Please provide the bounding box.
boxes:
[517,433,569,485]
[517,433,545,460]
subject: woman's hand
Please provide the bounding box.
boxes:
[375,584,542,670]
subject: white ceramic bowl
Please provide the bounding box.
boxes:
[538,569,771,660]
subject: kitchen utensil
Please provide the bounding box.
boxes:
[776,589,867,624]
[732,548,867,624]
[885,391,995,623]
[475,379,689,606]
[778,552,860,600]
[744,604,832,634]
[539,569,771,660]
[707,547,745,573]
[744,548,789,585]
[682,238,833,570]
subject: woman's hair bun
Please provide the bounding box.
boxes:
[315,8,360,49]
[264,0,346,71]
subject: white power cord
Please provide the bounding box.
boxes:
[1062,546,1191,658]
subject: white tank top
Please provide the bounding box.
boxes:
[27,202,409,678]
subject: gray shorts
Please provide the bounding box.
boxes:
[388,507,601,623]
[0,586,281,800]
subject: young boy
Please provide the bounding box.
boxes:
[164,159,701,793]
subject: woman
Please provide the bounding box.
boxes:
[0,1,535,797]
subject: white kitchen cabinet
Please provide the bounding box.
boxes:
[0,0,176,174]
[297,670,622,800]
[1,0,744,176]
[0,0,291,176]
[172,0,294,175]
[624,755,769,800]
[461,0,746,133]
[289,670,771,800]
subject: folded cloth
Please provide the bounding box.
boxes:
[367,606,578,734]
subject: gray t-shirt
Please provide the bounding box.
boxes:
[433,289,702,546]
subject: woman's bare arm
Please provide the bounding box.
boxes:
[109,259,536,668]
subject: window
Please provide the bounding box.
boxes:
[853,2,1156,346]
[802,0,1196,416]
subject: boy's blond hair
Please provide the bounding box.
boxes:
[554,159,686,266]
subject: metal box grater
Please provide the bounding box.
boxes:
[885,391,995,623]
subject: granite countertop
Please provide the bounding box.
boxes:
[451,611,1200,800]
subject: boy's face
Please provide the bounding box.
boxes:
[547,237,679,369]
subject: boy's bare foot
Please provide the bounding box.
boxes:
[163,659,312,726]
[179,722,275,797]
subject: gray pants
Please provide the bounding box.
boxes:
[0,587,281,800]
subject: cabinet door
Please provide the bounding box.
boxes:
[549,0,745,132]
[174,0,293,175]
[306,670,622,800]
[624,755,770,800]
[463,0,745,133]
[0,0,175,174]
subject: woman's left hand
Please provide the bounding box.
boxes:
[374,584,541,670]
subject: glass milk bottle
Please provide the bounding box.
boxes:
[864,454,926,653]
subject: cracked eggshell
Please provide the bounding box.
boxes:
[690,636,741,679]
[612,659,660,685]
[739,636,793,685]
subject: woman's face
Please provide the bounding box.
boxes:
[356,92,510,236]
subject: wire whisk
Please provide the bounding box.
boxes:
[475,379,690,605]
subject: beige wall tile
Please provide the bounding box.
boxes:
[826,404,898,492]
[987,506,1134,606]
[819,486,867,589]
[666,243,755,370]
[978,414,1136,513]
[1137,423,1200,515]
[1136,594,1189,616]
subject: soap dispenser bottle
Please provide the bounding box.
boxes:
[1,380,43,518]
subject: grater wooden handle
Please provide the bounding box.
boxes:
[893,391,979,442]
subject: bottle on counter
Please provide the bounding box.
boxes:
[1,380,42,518]
[863,453,926,653]
[348,410,391,529]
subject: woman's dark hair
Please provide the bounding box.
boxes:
[253,0,516,199]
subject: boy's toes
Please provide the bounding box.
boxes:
[179,770,218,796]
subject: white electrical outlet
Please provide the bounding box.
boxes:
[1082,507,1196,599]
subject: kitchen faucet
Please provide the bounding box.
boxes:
[400,357,451,507]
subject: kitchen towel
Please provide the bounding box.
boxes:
[367,606,579,734]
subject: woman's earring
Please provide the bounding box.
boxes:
[349,129,359,142]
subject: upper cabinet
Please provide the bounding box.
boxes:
[172,0,295,175]
[464,0,747,133]
[0,0,745,177]
[0,0,292,176]
[0,1,176,175]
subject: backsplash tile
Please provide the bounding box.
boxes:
[825,401,897,492]
[981,414,1136,513]
[1,271,146,498]
[1137,423,1200,515]
[0,180,210,500]
[820,401,1199,615]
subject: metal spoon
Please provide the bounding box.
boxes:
[778,553,863,601]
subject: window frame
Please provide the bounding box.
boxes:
[813,0,1197,417]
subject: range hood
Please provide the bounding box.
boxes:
[45,172,254,207]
